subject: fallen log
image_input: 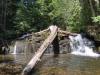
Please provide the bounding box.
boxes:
[22,26,58,75]
[34,28,49,35]
[58,29,77,36]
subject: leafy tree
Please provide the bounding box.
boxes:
[0,0,100,41]
[57,0,82,32]
[14,0,66,34]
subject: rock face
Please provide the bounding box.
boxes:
[10,31,71,54]
[30,33,71,54]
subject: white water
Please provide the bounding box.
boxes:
[69,34,99,57]
[13,42,17,54]
[12,40,33,54]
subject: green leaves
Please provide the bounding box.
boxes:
[14,0,90,33]
[14,0,66,34]
[58,0,82,32]
[92,16,100,24]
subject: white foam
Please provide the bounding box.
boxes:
[69,34,99,57]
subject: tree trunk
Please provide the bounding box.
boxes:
[89,0,96,17]
[22,26,58,75]
[52,35,59,57]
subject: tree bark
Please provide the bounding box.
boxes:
[52,35,59,57]
[89,0,96,17]
[22,26,58,75]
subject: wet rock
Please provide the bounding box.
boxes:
[0,63,23,75]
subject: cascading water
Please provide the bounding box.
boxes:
[69,34,99,57]
[13,41,18,54]
[13,42,17,54]
[13,40,26,54]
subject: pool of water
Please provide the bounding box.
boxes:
[33,54,100,75]
[0,54,100,75]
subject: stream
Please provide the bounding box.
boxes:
[0,53,100,75]
[0,34,100,75]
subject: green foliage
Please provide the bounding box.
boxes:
[0,0,100,41]
[9,0,96,37]
[14,0,66,35]
[57,0,83,32]
[92,16,100,24]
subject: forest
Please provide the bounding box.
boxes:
[0,0,100,42]
[0,0,100,75]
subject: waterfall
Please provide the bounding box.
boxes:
[12,39,34,54]
[13,42,17,54]
[69,34,99,57]
[12,41,26,54]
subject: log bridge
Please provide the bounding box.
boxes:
[22,25,76,75]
